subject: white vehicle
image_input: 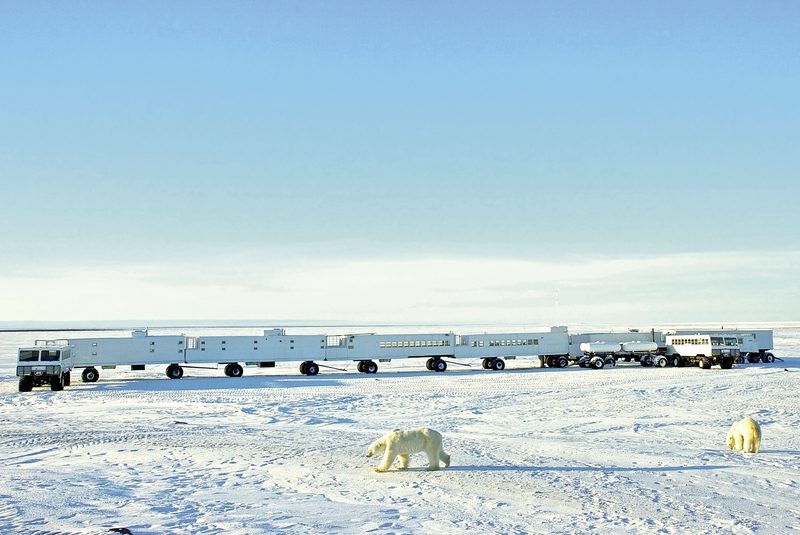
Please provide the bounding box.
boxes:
[675,328,774,363]
[17,341,74,392]
[665,334,738,369]
[17,325,771,383]
[69,330,187,382]
[454,326,570,370]
[569,329,666,369]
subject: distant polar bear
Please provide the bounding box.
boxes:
[726,416,762,453]
[367,427,451,472]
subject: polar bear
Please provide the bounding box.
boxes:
[366,427,451,472]
[726,416,762,453]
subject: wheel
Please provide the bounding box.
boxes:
[700,358,712,370]
[720,357,734,369]
[305,362,319,376]
[764,353,775,363]
[482,358,492,369]
[426,358,434,371]
[545,356,556,368]
[82,367,99,383]
[624,356,632,362]
[492,358,505,371]
[578,361,587,368]
[748,354,759,363]
[604,357,616,367]
[166,364,184,379]
[556,356,569,368]
[63,371,71,386]
[299,361,308,374]
[590,357,605,369]
[655,356,668,368]
[223,363,233,377]
[640,355,653,367]
[671,357,679,367]
[50,375,64,391]
[357,361,366,373]
[228,364,243,377]
[365,361,378,374]
[433,359,447,372]
[18,376,33,392]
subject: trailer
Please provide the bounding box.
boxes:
[69,330,187,382]
[665,334,738,369]
[454,326,570,370]
[568,329,667,368]
[674,328,774,363]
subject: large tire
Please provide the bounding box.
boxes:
[764,353,775,363]
[640,355,653,367]
[228,364,243,378]
[590,357,605,369]
[492,358,505,371]
[556,356,569,368]
[748,354,760,363]
[426,358,435,371]
[299,361,308,375]
[604,356,616,367]
[82,367,99,383]
[63,371,71,387]
[433,359,447,372]
[700,357,712,370]
[545,356,556,368]
[720,357,734,369]
[50,375,64,391]
[305,362,319,376]
[364,361,378,374]
[482,359,492,370]
[166,364,184,379]
[357,361,366,373]
[18,376,33,392]
[655,356,668,368]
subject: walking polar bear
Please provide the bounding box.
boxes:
[726,416,762,453]
[367,427,451,472]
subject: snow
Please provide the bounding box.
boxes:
[1,324,800,534]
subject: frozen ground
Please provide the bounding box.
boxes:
[1,324,799,534]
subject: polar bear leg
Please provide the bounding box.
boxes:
[376,442,399,472]
[425,433,445,470]
[726,429,736,450]
[734,433,744,452]
[397,454,410,470]
[439,449,451,468]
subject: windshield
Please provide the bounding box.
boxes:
[19,350,39,362]
[40,350,60,361]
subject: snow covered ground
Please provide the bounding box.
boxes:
[1,324,799,534]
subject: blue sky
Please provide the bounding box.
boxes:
[1,2,798,324]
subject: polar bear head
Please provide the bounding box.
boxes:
[366,429,400,457]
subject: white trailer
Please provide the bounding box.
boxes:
[674,328,774,363]
[665,334,738,369]
[568,329,667,368]
[69,330,187,382]
[454,326,570,370]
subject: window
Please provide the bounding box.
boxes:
[19,350,39,362]
[41,350,60,361]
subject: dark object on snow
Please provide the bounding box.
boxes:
[173,421,189,425]
[108,528,133,534]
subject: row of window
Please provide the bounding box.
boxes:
[487,339,539,347]
[671,338,706,346]
[378,340,451,348]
